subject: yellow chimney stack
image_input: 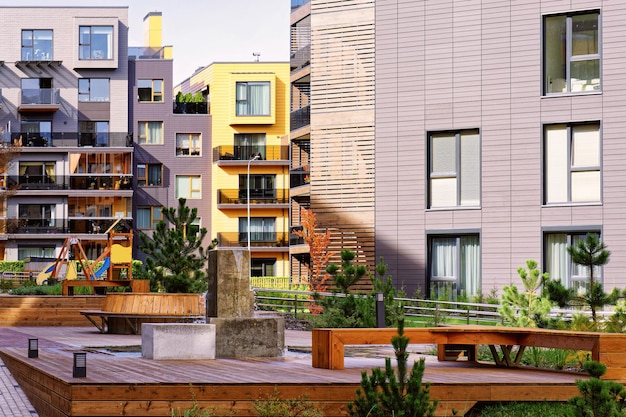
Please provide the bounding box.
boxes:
[143,11,162,48]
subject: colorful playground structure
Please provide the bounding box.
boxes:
[36,219,144,295]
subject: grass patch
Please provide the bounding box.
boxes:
[472,401,573,416]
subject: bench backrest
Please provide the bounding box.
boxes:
[101,293,205,316]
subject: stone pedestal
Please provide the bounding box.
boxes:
[142,323,216,360]
[210,316,285,358]
[206,249,254,318]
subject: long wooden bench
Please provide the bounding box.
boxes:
[312,325,626,381]
[80,293,205,334]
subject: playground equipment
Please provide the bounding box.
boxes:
[36,219,135,294]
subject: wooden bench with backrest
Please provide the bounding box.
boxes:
[312,325,626,381]
[80,293,205,334]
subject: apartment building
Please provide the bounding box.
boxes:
[176,62,290,277]
[129,12,211,260]
[289,0,376,286]
[0,7,132,261]
[375,1,626,298]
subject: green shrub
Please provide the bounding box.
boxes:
[254,388,322,417]
[478,401,573,416]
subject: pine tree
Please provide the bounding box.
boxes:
[347,319,438,417]
[138,198,216,293]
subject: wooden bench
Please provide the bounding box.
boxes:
[312,325,626,381]
[80,293,205,334]
[62,278,150,296]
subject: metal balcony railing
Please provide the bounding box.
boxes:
[217,231,289,248]
[10,131,132,147]
[217,188,289,205]
[2,217,131,235]
[213,145,289,161]
[290,106,310,131]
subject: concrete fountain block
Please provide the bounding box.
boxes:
[142,323,216,360]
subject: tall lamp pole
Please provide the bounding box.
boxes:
[247,153,260,271]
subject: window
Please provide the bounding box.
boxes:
[176,175,201,199]
[79,79,110,102]
[138,79,163,102]
[18,246,54,260]
[136,206,162,229]
[19,162,55,186]
[19,204,56,229]
[545,232,602,290]
[236,82,270,116]
[137,163,163,186]
[22,30,53,60]
[21,78,54,105]
[176,133,201,156]
[79,26,113,60]
[239,217,276,243]
[428,234,480,300]
[138,121,163,145]
[251,258,276,277]
[544,11,600,94]
[20,120,51,144]
[239,174,276,199]
[79,121,109,147]
[544,123,600,204]
[234,133,265,160]
[428,129,480,208]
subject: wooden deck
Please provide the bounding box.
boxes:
[0,326,588,417]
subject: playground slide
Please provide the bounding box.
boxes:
[36,263,55,285]
[93,257,111,279]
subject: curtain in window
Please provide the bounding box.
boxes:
[147,165,161,186]
[136,208,150,229]
[45,164,55,183]
[431,238,456,278]
[460,236,480,297]
[546,234,568,285]
[249,83,270,115]
[176,176,189,198]
[236,83,248,115]
[147,122,162,144]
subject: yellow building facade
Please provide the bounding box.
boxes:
[177,62,290,277]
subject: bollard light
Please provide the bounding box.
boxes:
[73,352,87,378]
[376,292,385,328]
[28,338,38,358]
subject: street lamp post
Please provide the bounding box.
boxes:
[247,153,260,268]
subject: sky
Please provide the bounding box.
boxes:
[0,0,291,84]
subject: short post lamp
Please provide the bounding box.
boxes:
[247,153,260,276]
[73,352,87,378]
[376,292,385,328]
[28,338,38,358]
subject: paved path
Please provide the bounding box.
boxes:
[0,327,314,417]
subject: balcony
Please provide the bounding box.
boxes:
[6,174,132,191]
[11,132,132,148]
[173,102,208,115]
[290,106,310,131]
[214,145,289,163]
[217,231,289,248]
[4,217,131,235]
[217,188,289,207]
[18,88,61,112]
[290,167,310,188]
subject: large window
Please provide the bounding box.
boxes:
[21,78,54,105]
[545,232,602,290]
[251,258,276,277]
[239,174,276,199]
[136,206,162,229]
[138,79,163,102]
[138,122,163,145]
[239,217,276,243]
[79,26,113,60]
[428,129,480,208]
[18,246,54,260]
[544,123,600,204]
[79,79,109,102]
[236,82,270,116]
[428,234,480,300]
[544,11,600,94]
[176,175,201,199]
[137,163,163,187]
[234,133,265,160]
[176,133,201,156]
[22,30,53,60]
[79,121,109,147]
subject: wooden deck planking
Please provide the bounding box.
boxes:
[0,344,587,417]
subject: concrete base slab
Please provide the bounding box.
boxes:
[209,316,285,358]
[142,323,216,360]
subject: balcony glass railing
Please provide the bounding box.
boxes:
[20,88,60,106]
[6,175,132,191]
[173,102,208,114]
[3,217,131,235]
[11,132,132,147]
[217,188,289,205]
[290,106,310,131]
[217,231,289,248]
[213,145,289,161]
